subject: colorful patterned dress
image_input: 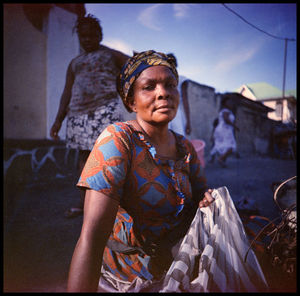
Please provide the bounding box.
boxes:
[66,45,123,151]
[77,121,207,282]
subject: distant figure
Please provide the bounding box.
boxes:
[167,53,191,137]
[209,97,239,167]
[50,14,129,218]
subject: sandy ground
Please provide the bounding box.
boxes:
[3,155,297,292]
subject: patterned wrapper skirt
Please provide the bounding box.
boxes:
[98,186,269,292]
[66,99,123,151]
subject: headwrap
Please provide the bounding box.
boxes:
[117,50,179,112]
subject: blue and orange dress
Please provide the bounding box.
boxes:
[77,121,207,282]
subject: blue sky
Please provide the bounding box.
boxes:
[85,3,296,94]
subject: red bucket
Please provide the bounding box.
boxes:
[191,139,206,168]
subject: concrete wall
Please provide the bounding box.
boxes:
[4,4,47,139]
[3,4,80,140]
[234,100,274,155]
[186,81,218,153]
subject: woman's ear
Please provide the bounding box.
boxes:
[128,97,137,113]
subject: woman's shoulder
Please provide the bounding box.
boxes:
[69,54,82,70]
[98,121,135,142]
[71,51,87,62]
[70,52,91,71]
[91,122,135,154]
[99,44,112,51]
[103,121,134,136]
[171,131,196,155]
[97,44,118,57]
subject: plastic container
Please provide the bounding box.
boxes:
[190,139,206,168]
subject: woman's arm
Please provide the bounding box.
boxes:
[223,110,239,131]
[50,62,74,140]
[67,189,119,292]
[181,80,191,135]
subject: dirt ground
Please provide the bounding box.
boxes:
[3,155,297,292]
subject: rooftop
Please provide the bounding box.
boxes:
[237,82,296,101]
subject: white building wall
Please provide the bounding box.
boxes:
[187,81,217,149]
[46,6,79,140]
[4,4,47,139]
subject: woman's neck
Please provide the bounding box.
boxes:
[136,119,168,143]
[134,119,177,158]
[83,44,101,54]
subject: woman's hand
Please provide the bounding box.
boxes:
[50,121,61,140]
[185,121,191,135]
[199,189,215,208]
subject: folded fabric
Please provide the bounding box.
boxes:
[161,186,268,292]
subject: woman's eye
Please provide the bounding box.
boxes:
[167,82,176,88]
[143,85,155,90]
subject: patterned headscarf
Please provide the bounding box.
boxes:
[117,50,179,112]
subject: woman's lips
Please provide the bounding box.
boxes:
[156,105,173,112]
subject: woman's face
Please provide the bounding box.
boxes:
[77,23,100,53]
[129,65,179,126]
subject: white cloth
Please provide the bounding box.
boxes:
[161,186,268,292]
[98,187,269,292]
[210,108,236,156]
[169,75,187,136]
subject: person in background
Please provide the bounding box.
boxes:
[50,14,129,218]
[209,96,239,167]
[167,53,191,137]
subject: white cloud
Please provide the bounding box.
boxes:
[137,4,191,31]
[102,39,133,56]
[179,64,202,79]
[137,4,163,31]
[173,4,191,19]
[213,43,261,73]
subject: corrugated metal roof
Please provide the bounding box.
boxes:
[286,89,297,99]
[240,82,296,101]
[246,82,282,100]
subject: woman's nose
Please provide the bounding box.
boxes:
[156,84,169,99]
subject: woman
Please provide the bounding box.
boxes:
[50,14,129,218]
[209,97,239,167]
[67,51,267,292]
